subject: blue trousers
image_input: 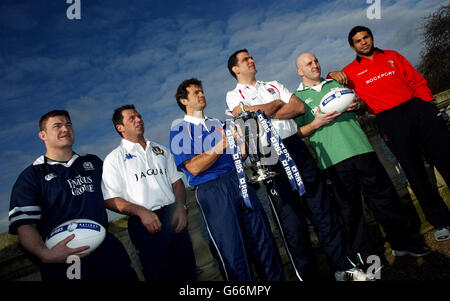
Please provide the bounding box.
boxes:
[128,203,197,281]
[195,171,284,281]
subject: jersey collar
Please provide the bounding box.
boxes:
[297,78,333,92]
[355,47,384,63]
[235,80,262,90]
[183,115,220,136]
[34,153,80,167]
[184,114,210,126]
[121,138,150,152]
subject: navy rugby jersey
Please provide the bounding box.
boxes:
[9,153,108,239]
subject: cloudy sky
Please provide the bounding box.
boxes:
[0,0,446,233]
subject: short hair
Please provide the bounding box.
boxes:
[227,49,248,79]
[39,110,71,131]
[175,78,203,112]
[348,26,373,46]
[112,104,136,137]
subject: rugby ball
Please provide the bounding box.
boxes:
[319,88,355,113]
[45,219,106,254]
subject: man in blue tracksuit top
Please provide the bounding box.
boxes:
[169,78,283,281]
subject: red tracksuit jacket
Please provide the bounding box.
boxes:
[342,49,434,114]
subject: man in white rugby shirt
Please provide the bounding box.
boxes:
[101,104,197,281]
[226,49,370,281]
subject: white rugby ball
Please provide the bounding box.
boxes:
[45,219,106,254]
[319,88,355,113]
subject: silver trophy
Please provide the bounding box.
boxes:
[234,103,277,184]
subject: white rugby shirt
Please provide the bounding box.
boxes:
[102,138,184,211]
[226,80,298,140]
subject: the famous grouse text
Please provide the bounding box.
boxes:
[67,175,94,196]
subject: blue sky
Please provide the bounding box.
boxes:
[0,0,446,233]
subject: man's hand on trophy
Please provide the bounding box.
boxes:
[232,104,245,117]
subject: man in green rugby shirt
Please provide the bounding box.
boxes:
[294,52,430,266]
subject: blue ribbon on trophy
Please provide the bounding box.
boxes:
[224,120,253,209]
[255,111,306,197]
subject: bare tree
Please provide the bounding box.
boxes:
[417,4,450,94]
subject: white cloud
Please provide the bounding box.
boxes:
[77,133,122,160]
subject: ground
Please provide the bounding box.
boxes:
[381,230,450,281]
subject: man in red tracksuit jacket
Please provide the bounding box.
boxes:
[330,26,450,243]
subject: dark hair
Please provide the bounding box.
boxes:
[175,78,203,112]
[39,110,71,131]
[348,26,373,46]
[112,104,136,137]
[227,49,248,79]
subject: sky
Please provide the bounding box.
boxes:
[0,0,447,233]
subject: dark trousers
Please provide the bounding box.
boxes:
[376,98,450,228]
[40,232,138,281]
[128,203,197,281]
[196,171,284,281]
[324,152,422,258]
[266,135,351,280]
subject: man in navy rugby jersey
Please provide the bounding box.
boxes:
[8,110,137,280]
